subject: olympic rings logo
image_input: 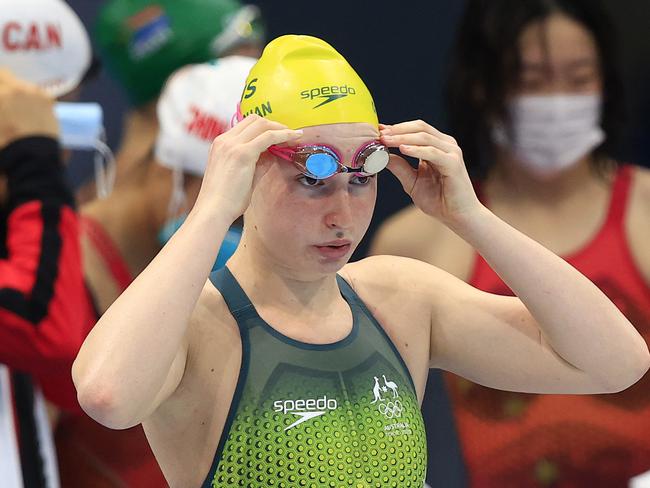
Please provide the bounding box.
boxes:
[378,400,403,419]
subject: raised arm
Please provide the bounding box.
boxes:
[380,120,650,394]
[72,115,303,429]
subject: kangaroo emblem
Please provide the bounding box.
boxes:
[371,376,383,403]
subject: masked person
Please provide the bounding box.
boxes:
[91,0,264,195]
[54,55,256,488]
[371,0,650,485]
[71,34,649,488]
[0,0,96,485]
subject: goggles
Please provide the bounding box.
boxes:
[267,141,390,180]
[232,103,390,180]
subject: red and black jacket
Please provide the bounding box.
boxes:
[1,137,91,487]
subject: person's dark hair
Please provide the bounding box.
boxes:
[447,0,625,180]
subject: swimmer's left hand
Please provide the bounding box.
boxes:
[379,120,483,228]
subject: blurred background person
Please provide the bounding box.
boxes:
[0,0,96,485]
[371,0,650,486]
[81,0,264,198]
[55,56,256,488]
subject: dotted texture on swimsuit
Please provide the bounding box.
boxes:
[206,270,427,488]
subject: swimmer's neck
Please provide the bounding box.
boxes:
[226,244,344,315]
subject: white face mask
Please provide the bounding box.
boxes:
[55,102,116,199]
[492,94,605,179]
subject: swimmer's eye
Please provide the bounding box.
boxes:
[350,174,375,185]
[297,175,323,187]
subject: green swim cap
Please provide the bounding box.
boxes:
[95,0,264,105]
[240,35,378,129]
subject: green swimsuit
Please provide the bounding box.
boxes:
[202,267,427,487]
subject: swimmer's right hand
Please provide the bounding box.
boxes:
[0,69,58,151]
[194,114,303,223]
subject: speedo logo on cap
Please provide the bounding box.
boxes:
[300,85,357,109]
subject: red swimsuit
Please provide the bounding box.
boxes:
[447,165,650,487]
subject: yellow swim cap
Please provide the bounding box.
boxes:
[239,35,378,129]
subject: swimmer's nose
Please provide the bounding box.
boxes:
[323,189,353,231]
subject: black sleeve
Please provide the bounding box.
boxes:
[0,136,75,212]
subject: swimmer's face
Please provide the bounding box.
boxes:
[246,122,378,275]
[513,13,602,97]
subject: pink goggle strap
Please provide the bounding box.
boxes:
[230,102,244,128]
[233,104,295,162]
[267,145,295,161]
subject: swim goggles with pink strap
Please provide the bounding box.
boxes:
[233,104,390,180]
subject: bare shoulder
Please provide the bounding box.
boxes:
[186,279,240,356]
[343,254,433,288]
[341,257,477,397]
[152,279,241,431]
[341,255,457,315]
[341,256,449,398]
[190,279,229,326]
[626,165,650,284]
[369,204,444,257]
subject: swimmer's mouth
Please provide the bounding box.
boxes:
[313,240,352,257]
[315,239,352,249]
